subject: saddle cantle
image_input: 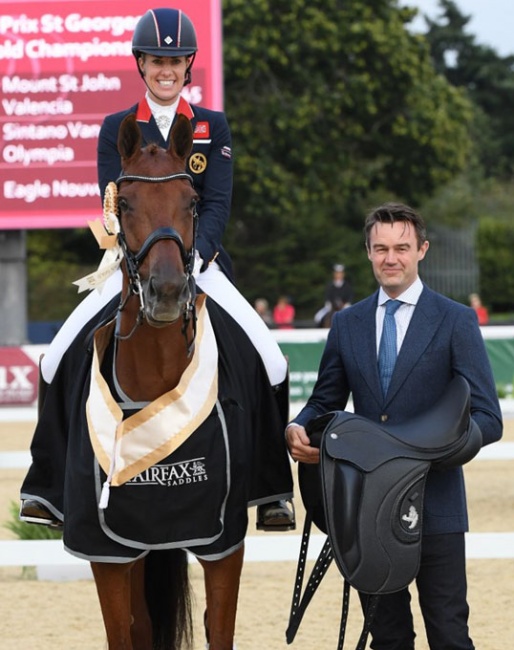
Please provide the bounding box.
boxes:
[287,375,482,648]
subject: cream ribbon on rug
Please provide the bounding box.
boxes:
[86,298,218,508]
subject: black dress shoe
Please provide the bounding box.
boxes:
[19,500,63,529]
[256,499,296,531]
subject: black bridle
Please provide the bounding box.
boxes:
[114,171,198,355]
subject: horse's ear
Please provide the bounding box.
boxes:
[118,114,142,162]
[169,114,193,161]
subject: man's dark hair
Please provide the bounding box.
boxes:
[364,202,427,250]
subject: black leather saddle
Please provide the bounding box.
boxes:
[286,376,482,649]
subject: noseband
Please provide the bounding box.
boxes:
[114,171,198,354]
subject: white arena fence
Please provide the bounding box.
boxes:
[1,396,513,573]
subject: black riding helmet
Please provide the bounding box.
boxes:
[132,8,198,85]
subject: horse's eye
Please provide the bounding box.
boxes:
[118,197,129,212]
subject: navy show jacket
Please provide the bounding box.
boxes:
[97,96,234,278]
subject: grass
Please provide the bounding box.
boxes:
[2,501,62,579]
[3,501,62,541]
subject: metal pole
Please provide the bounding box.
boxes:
[0,230,27,345]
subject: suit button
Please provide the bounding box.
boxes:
[380,414,389,422]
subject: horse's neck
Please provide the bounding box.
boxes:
[114,319,192,402]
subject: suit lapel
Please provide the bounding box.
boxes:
[348,292,383,406]
[140,119,166,146]
[135,97,166,145]
[385,287,444,404]
[135,96,195,147]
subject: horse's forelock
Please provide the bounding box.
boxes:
[122,142,184,178]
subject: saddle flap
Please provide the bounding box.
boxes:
[321,438,429,594]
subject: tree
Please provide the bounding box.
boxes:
[26,0,476,323]
[423,0,514,178]
[477,218,514,312]
[27,229,98,321]
[222,0,473,315]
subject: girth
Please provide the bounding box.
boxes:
[287,375,482,649]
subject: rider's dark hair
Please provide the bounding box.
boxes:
[364,202,427,250]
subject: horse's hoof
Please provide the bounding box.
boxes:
[19,500,63,529]
[256,499,296,531]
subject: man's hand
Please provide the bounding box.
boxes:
[285,423,320,464]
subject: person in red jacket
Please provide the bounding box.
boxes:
[273,295,295,329]
[469,293,489,325]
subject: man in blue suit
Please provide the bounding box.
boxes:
[286,202,503,649]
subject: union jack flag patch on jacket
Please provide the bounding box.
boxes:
[221,146,232,159]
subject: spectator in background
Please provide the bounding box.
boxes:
[469,293,489,325]
[314,263,354,327]
[273,296,295,329]
[254,297,273,326]
[326,263,354,312]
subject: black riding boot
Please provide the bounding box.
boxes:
[19,360,63,529]
[256,376,296,531]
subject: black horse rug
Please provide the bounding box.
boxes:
[21,294,293,562]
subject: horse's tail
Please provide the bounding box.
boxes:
[145,548,193,650]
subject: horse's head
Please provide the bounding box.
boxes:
[115,113,198,328]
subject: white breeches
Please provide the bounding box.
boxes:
[40,263,288,387]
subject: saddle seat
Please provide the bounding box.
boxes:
[323,373,481,473]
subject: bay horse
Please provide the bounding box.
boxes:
[20,113,293,649]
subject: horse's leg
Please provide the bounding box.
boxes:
[91,560,137,650]
[129,558,153,650]
[199,545,245,650]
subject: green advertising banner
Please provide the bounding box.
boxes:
[275,327,514,402]
[1,328,512,407]
[484,339,514,386]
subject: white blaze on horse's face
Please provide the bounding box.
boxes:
[117,113,197,327]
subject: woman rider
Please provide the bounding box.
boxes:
[22,8,293,530]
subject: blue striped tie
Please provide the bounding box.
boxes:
[378,299,402,396]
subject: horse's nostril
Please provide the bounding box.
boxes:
[143,273,190,325]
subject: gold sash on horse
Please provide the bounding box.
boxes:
[87,297,218,491]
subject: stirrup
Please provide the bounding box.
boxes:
[256,499,296,532]
[19,499,63,530]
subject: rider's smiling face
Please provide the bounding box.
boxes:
[138,54,191,106]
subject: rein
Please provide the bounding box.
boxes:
[114,171,198,355]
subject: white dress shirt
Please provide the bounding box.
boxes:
[376,277,424,357]
[146,93,180,139]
